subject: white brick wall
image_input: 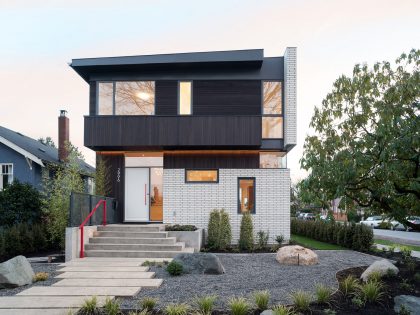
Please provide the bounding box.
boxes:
[163,169,290,244]
[284,47,297,147]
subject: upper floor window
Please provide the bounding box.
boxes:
[0,164,13,190]
[179,81,192,115]
[262,81,283,139]
[97,81,155,115]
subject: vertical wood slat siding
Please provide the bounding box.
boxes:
[164,153,259,169]
[89,81,96,116]
[98,153,124,223]
[193,80,261,115]
[155,80,178,115]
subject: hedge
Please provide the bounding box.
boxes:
[291,219,373,252]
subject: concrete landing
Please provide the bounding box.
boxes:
[59,266,149,272]
[56,271,155,279]
[18,286,140,297]
[54,278,163,288]
[0,296,111,308]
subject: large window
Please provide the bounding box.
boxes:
[179,81,192,115]
[238,178,255,214]
[262,81,283,139]
[186,169,218,183]
[259,152,286,168]
[0,164,13,190]
[97,81,155,115]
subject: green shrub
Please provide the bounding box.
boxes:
[315,284,332,304]
[0,181,42,227]
[228,297,250,315]
[357,280,385,304]
[399,246,412,261]
[239,213,254,251]
[275,234,284,245]
[257,231,269,250]
[339,275,359,297]
[290,290,312,312]
[165,303,189,315]
[207,209,232,250]
[103,297,120,315]
[388,244,397,253]
[194,295,217,315]
[253,290,270,310]
[367,271,382,282]
[80,296,98,315]
[140,297,158,311]
[272,305,296,315]
[399,279,414,292]
[351,296,365,308]
[414,272,420,283]
[165,224,197,231]
[166,261,183,276]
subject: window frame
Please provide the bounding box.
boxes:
[178,80,193,115]
[0,163,13,190]
[237,177,256,214]
[261,80,284,140]
[185,168,218,184]
[96,81,156,116]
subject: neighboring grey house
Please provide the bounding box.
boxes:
[70,48,296,243]
[0,111,95,191]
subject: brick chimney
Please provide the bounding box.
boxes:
[58,110,69,161]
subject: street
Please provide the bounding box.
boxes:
[373,228,420,245]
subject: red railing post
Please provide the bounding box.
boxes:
[79,198,107,259]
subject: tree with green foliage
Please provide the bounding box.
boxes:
[301,50,420,225]
[207,209,220,249]
[219,209,232,249]
[207,209,232,250]
[41,142,85,248]
[38,137,56,148]
[95,157,110,196]
[239,212,254,251]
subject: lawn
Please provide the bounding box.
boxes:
[374,238,420,252]
[290,234,347,250]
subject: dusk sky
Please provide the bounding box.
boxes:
[1,0,419,182]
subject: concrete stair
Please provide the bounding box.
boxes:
[84,224,194,258]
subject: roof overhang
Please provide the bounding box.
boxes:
[70,49,264,82]
[0,136,45,167]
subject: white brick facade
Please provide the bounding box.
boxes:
[284,47,297,147]
[163,168,290,244]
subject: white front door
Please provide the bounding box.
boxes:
[125,168,149,221]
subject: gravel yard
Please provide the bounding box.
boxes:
[0,262,61,296]
[121,250,381,309]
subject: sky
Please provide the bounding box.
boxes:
[0,0,419,183]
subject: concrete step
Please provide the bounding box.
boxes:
[59,258,172,267]
[0,309,78,315]
[0,296,111,309]
[97,225,164,232]
[96,231,168,238]
[58,266,149,272]
[54,278,163,288]
[85,243,184,251]
[17,286,140,297]
[85,248,193,258]
[55,271,155,279]
[89,236,177,245]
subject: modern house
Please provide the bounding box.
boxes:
[70,48,296,243]
[0,111,95,191]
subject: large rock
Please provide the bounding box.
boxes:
[360,259,398,282]
[394,295,420,315]
[276,245,318,265]
[173,253,225,274]
[0,255,35,288]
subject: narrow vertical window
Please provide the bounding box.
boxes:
[97,82,114,115]
[238,178,255,214]
[262,81,283,138]
[179,81,192,115]
[0,164,13,190]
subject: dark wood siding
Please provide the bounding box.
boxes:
[155,80,178,115]
[193,80,261,115]
[89,81,96,116]
[164,152,259,169]
[85,116,261,149]
[98,153,124,223]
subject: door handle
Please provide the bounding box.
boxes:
[144,184,147,205]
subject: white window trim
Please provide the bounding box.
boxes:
[0,163,13,190]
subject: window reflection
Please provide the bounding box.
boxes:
[98,82,113,115]
[115,81,155,115]
[259,152,286,168]
[263,81,282,114]
[262,117,283,138]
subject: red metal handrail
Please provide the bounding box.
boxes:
[79,199,107,258]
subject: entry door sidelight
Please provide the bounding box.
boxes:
[125,168,149,221]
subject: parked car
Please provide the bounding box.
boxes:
[407,216,420,229]
[360,216,384,228]
[303,213,316,221]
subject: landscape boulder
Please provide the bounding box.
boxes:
[394,295,420,315]
[173,253,225,274]
[276,245,318,265]
[360,259,398,282]
[0,255,35,288]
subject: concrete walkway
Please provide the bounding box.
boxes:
[0,257,169,315]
